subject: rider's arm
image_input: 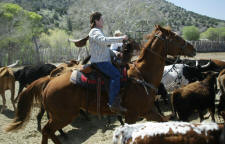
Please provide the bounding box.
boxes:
[89,28,125,45]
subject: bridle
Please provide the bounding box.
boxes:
[130,30,189,95]
[152,32,188,59]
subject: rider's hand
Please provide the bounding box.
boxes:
[116,52,123,58]
[122,35,128,41]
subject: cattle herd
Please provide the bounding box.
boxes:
[0,57,225,144]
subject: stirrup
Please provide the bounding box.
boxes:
[109,104,127,114]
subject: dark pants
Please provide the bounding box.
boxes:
[95,62,120,105]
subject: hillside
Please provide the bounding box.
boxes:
[2,0,225,37]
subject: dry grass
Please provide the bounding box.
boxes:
[0,52,224,144]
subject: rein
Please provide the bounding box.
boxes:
[162,57,180,78]
[145,34,168,60]
[130,62,158,95]
[130,32,187,96]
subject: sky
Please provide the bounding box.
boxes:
[165,0,225,21]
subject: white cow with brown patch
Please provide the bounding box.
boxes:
[113,121,223,144]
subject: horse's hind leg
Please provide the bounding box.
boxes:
[1,92,6,113]
[42,120,61,144]
[37,105,45,131]
[42,110,79,144]
[38,106,67,138]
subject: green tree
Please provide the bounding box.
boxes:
[0,3,25,64]
[200,27,225,41]
[39,28,74,62]
[182,26,200,40]
[0,3,43,65]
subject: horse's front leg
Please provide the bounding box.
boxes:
[42,121,61,144]
[124,112,139,124]
[145,105,169,122]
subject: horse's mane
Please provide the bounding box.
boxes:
[136,25,175,63]
[136,29,157,63]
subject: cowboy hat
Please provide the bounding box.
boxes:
[114,30,123,36]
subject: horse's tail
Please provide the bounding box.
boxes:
[5,76,50,132]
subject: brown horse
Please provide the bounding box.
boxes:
[0,67,16,113]
[5,25,196,144]
[34,39,141,132]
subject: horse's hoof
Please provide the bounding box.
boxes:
[37,127,41,132]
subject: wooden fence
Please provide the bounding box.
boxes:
[0,46,89,66]
[0,40,225,66]
[190,41,225,52]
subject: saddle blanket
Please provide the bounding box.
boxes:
[70,67,127,90]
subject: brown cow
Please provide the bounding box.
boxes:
[171,71,218,122]
[0,67,16,112]
[217,69,225,120]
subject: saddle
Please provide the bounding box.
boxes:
[70,64,128,90]
[70,64,128,116]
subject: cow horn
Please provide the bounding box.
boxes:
[201,61,211,68]
[195,60,199,67]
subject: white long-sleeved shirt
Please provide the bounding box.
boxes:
[88,28,124,63]
[110,42,123,55]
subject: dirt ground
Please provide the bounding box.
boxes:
[0,52,224,144]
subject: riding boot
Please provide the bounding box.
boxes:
[109,97,127,114]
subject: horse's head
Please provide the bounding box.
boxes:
[148,25,196,57]
[120,38,141,65]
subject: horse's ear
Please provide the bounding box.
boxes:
[164,26,171,31]
[154,24,159,29]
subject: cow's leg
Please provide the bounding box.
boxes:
[209,106,215,122]
[199,110,204,122]
[154,100,163,116]
[10,86,16,111]
[1,92,6,113]
[15,84,24,102]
